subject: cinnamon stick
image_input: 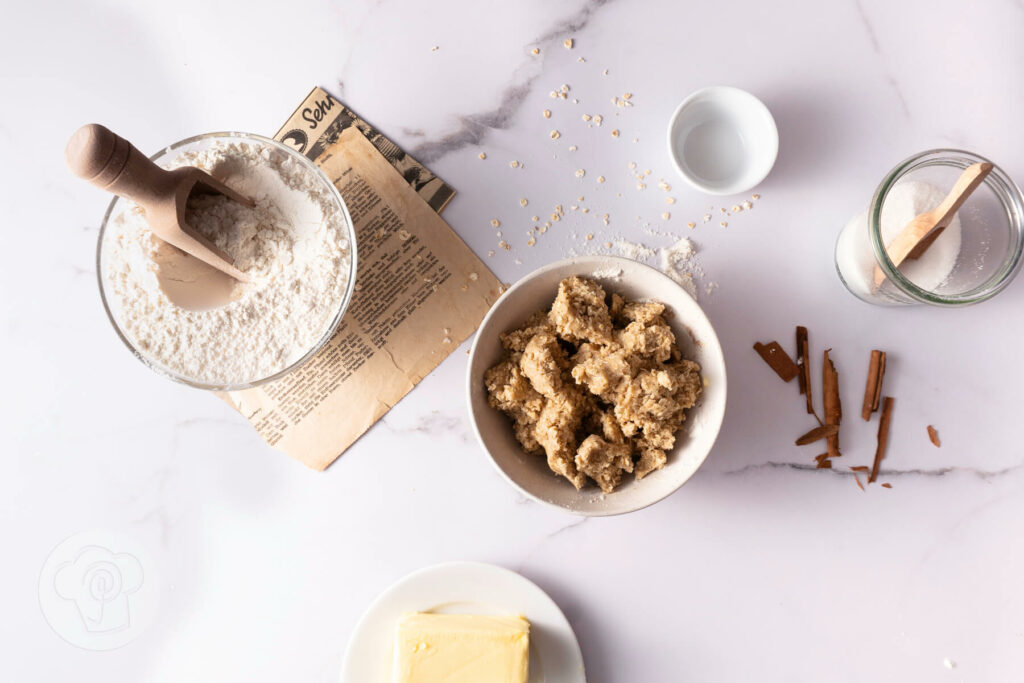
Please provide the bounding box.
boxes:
[927,425,941,448]
[795,424,839,445]
[861,350,886,420]
[796,326,809,395]
[814,453,832,469]
[753,341,800,382]
[869,396,895,483]
[797,326,813,415]
[823,349,842,458]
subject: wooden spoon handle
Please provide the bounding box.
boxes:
[905,162,992,260]
[65,124,175,208]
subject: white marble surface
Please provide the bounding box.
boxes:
[3,0,1024,680]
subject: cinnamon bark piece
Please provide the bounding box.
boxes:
[822,349,842,458]
[927,425,941,447]
[753,341,800,382]
[795,424,839,445]
[796,326,812,413]
[881,483,893,489]
[860,350,886,420]
[849,466,869,473]
[868,396,895,484]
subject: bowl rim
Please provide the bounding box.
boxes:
[666,85,779,196]
[465,255,727,517]
[95,130,358,391]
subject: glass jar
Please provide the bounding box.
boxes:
[835,149,1024,305]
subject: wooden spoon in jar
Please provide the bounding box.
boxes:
[65,124,252,282]
[872,162,992,289]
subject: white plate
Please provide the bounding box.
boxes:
[341,561,585,683]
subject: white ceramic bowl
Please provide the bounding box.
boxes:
[466,256,727,516]
[667,86,778,196]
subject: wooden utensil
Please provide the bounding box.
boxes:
[872,162,992,288]
[65,124,252,282]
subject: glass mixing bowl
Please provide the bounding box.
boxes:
[96,131,358,391]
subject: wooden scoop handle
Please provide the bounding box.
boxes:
[65,124,175,208]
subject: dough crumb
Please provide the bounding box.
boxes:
[485,277,702,492]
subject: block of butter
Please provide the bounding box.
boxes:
[393,612,530,682]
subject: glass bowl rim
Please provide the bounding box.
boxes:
[868,148,1024,306]
[95,130,358,391]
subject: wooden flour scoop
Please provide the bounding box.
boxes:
[872,162,992,289]
[66,124,252,282]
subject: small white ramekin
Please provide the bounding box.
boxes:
[667,86,778,196]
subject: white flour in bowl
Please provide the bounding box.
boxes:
[102,140,351,386]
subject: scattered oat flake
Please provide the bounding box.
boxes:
[603,69,609,75]
[549,91,558,98]
[551,213,560,222]
[510,160,520,168]
[468,272,478,281]
[743,200,753,209]
[611,129,619,138]
[666,197,676,205]
[577,56,585,63]
[568,145,577,152]
[732,205,742,212]
[687,222,695,229]
[594,115,603,125]
[632,137,638,142]
[550,130,561,139]
[611,96,619,105]
[662,212,671,220]
[582,114,592,122]
[623,92,632,100]
[582,208,590,213]
[629,161,637,169]
[487,250,495,257]
[543,109,551,118]
[499,241,510,250]
[430,46,439,52]
[491,219,500,228]
[753,194,760,200]
[531,215,539,221]
[478,152,486,160]
[531,47,540,55]
[658,180,671,191]
[527,237,536,246]
[519,198,528,207]
[560,84,570,92]
[564,38,574,49]
[720,221,728,227]
[597,176,606,183]
[442,336,451,344]
[586,233,594,240]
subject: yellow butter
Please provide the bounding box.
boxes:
[393,612,530,683]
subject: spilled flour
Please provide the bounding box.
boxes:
[102,140,351,385]
[660,238,699,298]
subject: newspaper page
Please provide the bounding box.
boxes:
[275,86,455,214]
[220,127,502,470]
